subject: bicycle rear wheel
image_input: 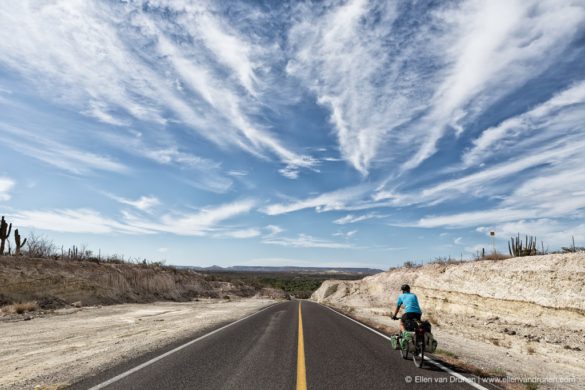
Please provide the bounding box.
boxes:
[413,339,425,368]
[401,346,409,360]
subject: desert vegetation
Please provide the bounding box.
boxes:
[201,270,366,299]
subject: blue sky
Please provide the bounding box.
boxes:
[1,0,585,268]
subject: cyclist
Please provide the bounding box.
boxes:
[391,284,422,332]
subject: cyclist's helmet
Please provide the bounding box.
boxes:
[400,284,410,292]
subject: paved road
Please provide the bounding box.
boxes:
[70,300,489,390]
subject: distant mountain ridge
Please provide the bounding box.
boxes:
[178,265,383,274]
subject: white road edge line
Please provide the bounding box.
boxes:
[88,302,284,390]
[320,304,489,390]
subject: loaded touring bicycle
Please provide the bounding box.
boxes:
[390,317,437,368]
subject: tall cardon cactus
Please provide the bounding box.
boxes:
[14,229,27,256]
[508,234,537,257]
[0,216,12,255]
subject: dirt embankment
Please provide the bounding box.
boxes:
[312,253,585,389]
[0,256,287,308]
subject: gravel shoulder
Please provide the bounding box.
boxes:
[0,298,277,390]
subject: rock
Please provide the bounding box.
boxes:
[71,301,82,308]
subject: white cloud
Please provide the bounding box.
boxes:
[123,199,256,236]
[402,0,585,171]
[463,80,585,167]
[0,177,15,201]
[9,209,149,234]
[333,212,384,225]
[485,219,585,249]
[227,170,248,177]
[108,195,160,212]
[262,233,354,249]
[0,1,315,178]
[262,184,372,215]
[333,230,357,239]
[278,166,301,180]
[264,225,284,237]
[239,257,382,269]
[287,0,585,175]
[416,208,539,229]
[8,199,256,237]
[214,228,261,239]
[0,124,127,175]
[98,132,234,194]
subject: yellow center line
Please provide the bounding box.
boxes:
[296,302,307,390]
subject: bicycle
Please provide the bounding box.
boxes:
[391,316,429,368]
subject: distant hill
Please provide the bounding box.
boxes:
[178,265,383,274]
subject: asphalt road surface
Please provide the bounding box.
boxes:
[70,300,492,390]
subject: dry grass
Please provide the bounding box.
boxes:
[0,256,214,307]
[33,384,68,390]
[479,252,511,261]
[1,301,39,315]
[435,348,459,359]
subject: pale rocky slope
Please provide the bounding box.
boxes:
[312,253,585,389]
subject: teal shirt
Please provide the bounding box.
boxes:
[396,292,422,314]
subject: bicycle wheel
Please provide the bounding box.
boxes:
[413,338,425,368]
[401,345,409,360]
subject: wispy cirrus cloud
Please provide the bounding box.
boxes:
[262,184,373,215]
[262,233,354,249]
[333,212,386,225]
[214,228,262,239]
[462,80,585,167]
[107,194,161,212]
[287,0,585,175]
[403,0,585,170]
[478,220,585,249]
[9,199,257,238]
[9,209,150,234]
[100,132,234,194]
[122,199,257,237]
[333,230,357,239]
[0,177,15,201]
[0,0,314,178]
[0,124,127,175]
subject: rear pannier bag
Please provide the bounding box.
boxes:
[390,335,400,350]
[400,331,416,352]
[425,332,438,353]
[421,320,432,333]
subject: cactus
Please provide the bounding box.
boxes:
[14,229,27,256]
[68,245,79,259]
[0,216,12,255]
[508,234,537,257]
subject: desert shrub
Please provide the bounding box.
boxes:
[25,234,57,258]
[1,301,39,315]
[323,283,338,298]
[431,256,467,265]
[476,252,510,261]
